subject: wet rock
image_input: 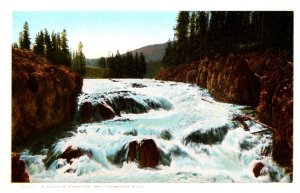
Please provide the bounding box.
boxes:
[97,102,116,120]
[239,135,259,150]
[132,83,146,88]
[184,125,229,145]
[127,141,138,162]
[80,102,93,123]
[112,144,127,166]
[261,145,272,157]
[60,146,92,163]
[12,48,83,147]
[253,162,265,177]
[159,149,172,166]
[124,139,160,168]
[79,101,116,124]
[12,152,30,182]
[123,129,138,136]
[64,168,75,173]
[139,139,160,168]
[113,139,168,168]
[160,130,172,140]
[79,91,173,120]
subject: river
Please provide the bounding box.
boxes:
[20,79,289,182]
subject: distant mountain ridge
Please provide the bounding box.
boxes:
[86,42,167,67]
[131,42,167,62]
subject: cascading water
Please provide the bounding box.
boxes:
[20,79,290,182]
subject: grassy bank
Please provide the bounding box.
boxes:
[84,66,108,78]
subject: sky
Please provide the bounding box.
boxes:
[13,11,178,58]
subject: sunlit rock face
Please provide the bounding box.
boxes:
[12,48,83,147]
[156,54,260,106]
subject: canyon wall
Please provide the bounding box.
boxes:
[155,52,293,170]
[12,48,83,147]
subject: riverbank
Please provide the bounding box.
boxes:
[155,51,293,171]
[19,79,289,182]
[12,48,83,148]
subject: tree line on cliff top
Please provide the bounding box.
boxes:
[15,22,86,77]
[163,11,293,67]
[15,22,147,78]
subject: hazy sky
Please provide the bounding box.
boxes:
[13,11,178,58]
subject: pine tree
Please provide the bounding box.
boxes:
[174,11,190,65]
[162,39,176,66]
[71,42,86,76]
[98,57,106,68]
[189,12,198,61]
[60,29,71,67]
[124,51,134,77]
[12,42,18,48]
[78,42,86,76]
[19,21,31,49]
[208,11,226,57]
[33,30,45,57]
[18,32,23,49]
[44,29,53,62]
[134,52,139,77]
[196,11,208,59]
[224,11,251,53]
[51,31,60,64]
[138,53,147,78]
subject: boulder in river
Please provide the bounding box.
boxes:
[253,162,265,178]
[127,140,138,162]
[184,125,229,145]
[60,145,92,163]
[79,101,117,123]
[126,139,160,168]
[96,102,117,120]
[139,139,160,168]
[80,102,93,123]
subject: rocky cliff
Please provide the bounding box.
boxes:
[156,54,261,106]
[11,152,30,182]
[256,53,293,170]
[12,48,83,147]
[155,51,293,170]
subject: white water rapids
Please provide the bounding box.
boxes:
[20,79,290,182]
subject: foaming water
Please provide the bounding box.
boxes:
[20,79,289,182]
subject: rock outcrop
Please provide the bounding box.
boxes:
[12,152,30,182]
[127,139,160,168]
[78,90,173,124]
[253,162,265,178]
[60,145,92,163]
[256,52,293,170]
[12,48,83,146]
[184,125,229,145]
[79,101,117,123]
[156,54,261,106]
[155,51,293,171]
